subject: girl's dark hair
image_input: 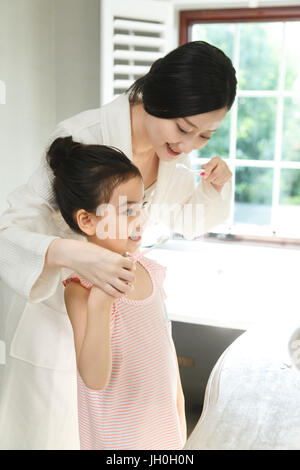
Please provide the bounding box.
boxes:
[46,136,142,235]
[127,41,237,118]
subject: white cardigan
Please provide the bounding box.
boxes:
[0,93,231,304]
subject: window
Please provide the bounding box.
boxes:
[180,6,300,241]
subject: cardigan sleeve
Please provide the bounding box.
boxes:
[0,124,71,303]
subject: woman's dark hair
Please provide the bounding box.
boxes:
[127,41,237,118]
[46,136,142,236]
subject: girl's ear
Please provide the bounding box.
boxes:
[76,209,97,236]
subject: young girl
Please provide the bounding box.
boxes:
[46,136,186,450]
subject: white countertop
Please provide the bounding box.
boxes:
[146,239,300,330]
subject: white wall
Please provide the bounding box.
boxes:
[0,0,56,213]
[0,0,100,213]
[54,0,100,123]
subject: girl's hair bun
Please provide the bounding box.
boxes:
[46,136,142,236]
[46,136,76,174]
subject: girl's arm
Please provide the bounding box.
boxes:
[64,282,114,390]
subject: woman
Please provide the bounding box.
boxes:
[0,41,236,449]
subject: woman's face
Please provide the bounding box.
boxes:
[144,107,228,161]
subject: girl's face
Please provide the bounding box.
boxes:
[88,176,147,256]
[144,107,228,161]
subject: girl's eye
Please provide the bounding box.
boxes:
[125,201,148,216]
[126,207,134,216]
[177,124,188,134]
[200,135,210,141]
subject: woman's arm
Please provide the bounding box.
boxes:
[0,157,136,303]
[0,121,135,303]
[64,283,114,390]
[0,125,71,303]
[47,238,136,300]
[151,154,232,240]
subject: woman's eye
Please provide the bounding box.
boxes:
[177,124,187,134]
[200,135,210,140]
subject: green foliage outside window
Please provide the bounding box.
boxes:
[192,21,300,228]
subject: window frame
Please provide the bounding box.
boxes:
[179,5,300,246]
[180,6,300,44]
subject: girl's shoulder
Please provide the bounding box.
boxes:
[62,272,93,291]
[138,256,167,284]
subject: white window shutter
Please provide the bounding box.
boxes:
[100,0,175,105]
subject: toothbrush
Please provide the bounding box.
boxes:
[176,163,206,176]
[138,234,169,258]
[124,235,169,262]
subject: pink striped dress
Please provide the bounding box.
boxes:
[62,255,183,450]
